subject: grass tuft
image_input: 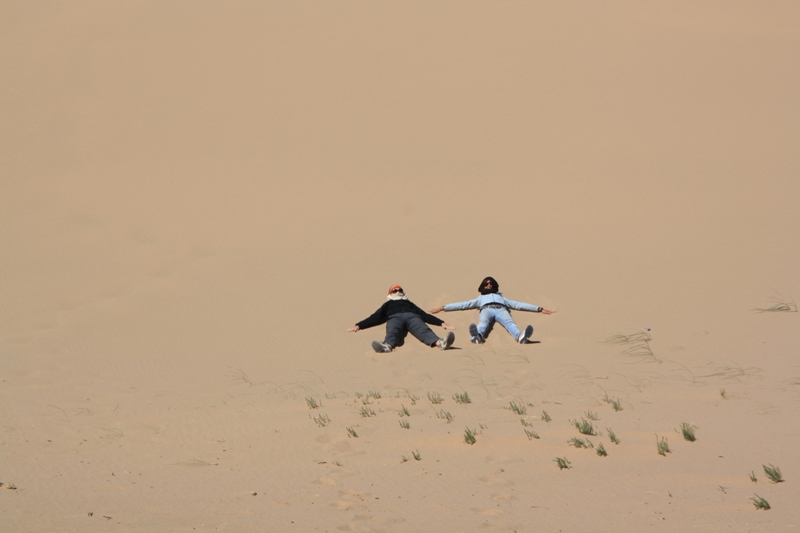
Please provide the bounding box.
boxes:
[305,397,320,410]
[509,401,527,415]
[554,457,571,470]
[656,435,671,456]
[749,471,757,483]
[436,409,454,423]
[524,429,539,440]
[607,428,620,444]
[427,391,444,405]
[399,419,410,429]
[680,422,697,442]
[452,391,471,404]
[412,450,421,461]
[572,418,596,436]
[763,464,784,483]
[359,406,376,418]
[541,411,552,423]
[346,427,358,438]
[464,428,477,445]
[596,443,607,457]
[312,414,330,427]
[751,494,771,510]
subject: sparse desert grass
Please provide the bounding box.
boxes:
[346,427,358,438]
[603,394,623,411]
[367,390,382,399]
[701,361,763,382]
[602,330,659,363]
[596,443,607,457]
[585,410,599,420]
[751,494,771,510]
[436,409,454,423]
[541,411,552,423]
[312,414,330,427]
[398,404,410,417]
[408,394,419,405]
[524,429,539,440]
[572,418,596,436]
[412,450,421,461]
[452,391,471,404]
[749,471,758,483]
[656,435,671,456]
[554,457,571,470]
[464,428,477,445]
[763,464,784,483]
[427,391,444,405]
[520,418,533,427]
[607,428,620,444]
[305,397,320,409]
[753,293,797,313]
[359,406,376,418]
[720,388,727,399]
[401,455,409,463]
[399,419,410,429]
[680,422,697,441]
[568,437,588,448]
[509,401,527,415]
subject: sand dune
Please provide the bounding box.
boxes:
[2,2,799,531]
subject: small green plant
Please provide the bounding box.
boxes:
[464,428,477,445]
[346,427,358,438]
[596,443,607,457]
[409,394,419,405]
[753,294,797,313]
[720,388,727,399]
[509,401,527,415]
[367,390,382,399]
[436,409,454,423]
[354,392,363,398]
[305,397,320,409]
[656,435,671,456]
[524,429,539,440]
[313,414,330,427]
[399,404,410,417]
[607,428,620,444]
[399,419,410,429]
[452,391,471,404]
[572,418,596,436]
[568,437,588,448]
[585,410,599,421]
[763,464,784,483]
[427,391,444,405]
[749,471,757,483]
[401,455,409,463]
[751,494,771,510]
[520,418,533,427]
[680,422,697,442]
[359,406,376,418]
[602,394,624,411]
[412,450,421,461]
[541,411,551,423]
[554,457,571,470]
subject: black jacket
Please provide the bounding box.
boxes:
[356,300,444,330]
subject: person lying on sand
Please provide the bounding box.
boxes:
[347,285,456,353]
[430,276,554,344]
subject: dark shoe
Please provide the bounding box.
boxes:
[372,340,393,353]
[518,325,534,344]
[469,324,485,344]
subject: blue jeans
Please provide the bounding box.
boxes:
[477,307,521,339]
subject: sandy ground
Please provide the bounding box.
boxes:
[2,2,800,532]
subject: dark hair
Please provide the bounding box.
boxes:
[479,276,499,295]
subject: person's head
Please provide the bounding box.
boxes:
[478,276,499,295]
[387,284,407,300]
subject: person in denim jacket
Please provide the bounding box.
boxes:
[430,277,553,344]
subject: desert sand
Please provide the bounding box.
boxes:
[2,2,799,532]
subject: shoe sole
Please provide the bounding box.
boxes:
[440,331,455,350]
[469,324,484,344]
[372,340,389,353]
[519,325,534,343]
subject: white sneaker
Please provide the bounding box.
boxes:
[518,325,534,344]
[372,341,393,353]
[438,331,455,350]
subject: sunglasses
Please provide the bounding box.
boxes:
[391,288,404,293]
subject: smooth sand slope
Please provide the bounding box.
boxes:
[2,2,799,531]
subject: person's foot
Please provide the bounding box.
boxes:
[469,324,485,344]
[438,331,455,350]
[372,340,393,353]
[518,325,534,344]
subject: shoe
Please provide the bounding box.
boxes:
[372,340,393,353]
[469,324,485,344]
[518,325,534,344]
[438,331,455,350]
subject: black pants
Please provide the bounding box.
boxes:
[384,312,439,347]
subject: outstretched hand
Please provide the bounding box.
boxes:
[429,306,444,314]
[541,309,555,315]
[346,326,360,333]
[441,323,455,330]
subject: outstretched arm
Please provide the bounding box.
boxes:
[346,325,360,332]
[430,306,445,314]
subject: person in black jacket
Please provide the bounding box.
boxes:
[347,285,455,353]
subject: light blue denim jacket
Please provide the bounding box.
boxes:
[443,293,541,313]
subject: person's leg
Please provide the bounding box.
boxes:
[384,315,409,347]
[494,308,522,339]
[476,308,497,339]
[404,314,442,346]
